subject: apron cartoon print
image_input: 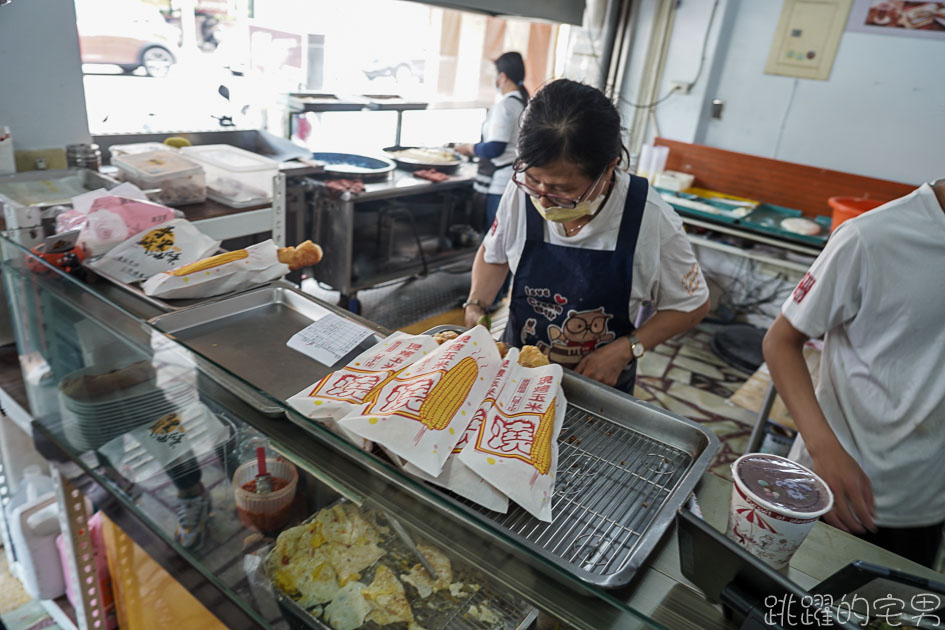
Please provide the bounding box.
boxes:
[504,174,648,388]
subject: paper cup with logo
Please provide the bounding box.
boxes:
[726,453,834,569]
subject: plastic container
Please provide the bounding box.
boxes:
[112,150,206,206]
[107,142,174,161]
[828,196,885,232]
[5,466,64,600]
[232,458,298,533]
[181,144,277,207]
[726,454,833,569]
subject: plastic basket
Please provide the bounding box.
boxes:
[828,196,885,232]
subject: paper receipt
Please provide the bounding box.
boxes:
[286,313,374,366]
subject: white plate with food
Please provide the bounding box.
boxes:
[383,146,463,172]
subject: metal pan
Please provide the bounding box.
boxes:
[149,283,386,415]
[310,152,396,180]
[382,146,463,173]
[408,326,720,589]
[263,498,538,630]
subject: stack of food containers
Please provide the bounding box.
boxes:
[112,150,206,206]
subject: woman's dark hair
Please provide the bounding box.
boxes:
[517,79,625,179]
[494,52,529,104]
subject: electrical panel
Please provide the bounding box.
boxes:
[765,0,852,80]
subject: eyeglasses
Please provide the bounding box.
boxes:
[512,161,606,209]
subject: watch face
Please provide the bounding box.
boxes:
[632,342,645,358]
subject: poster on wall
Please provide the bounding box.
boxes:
[846,1,945,39]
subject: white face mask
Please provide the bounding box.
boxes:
[530,192,606,223]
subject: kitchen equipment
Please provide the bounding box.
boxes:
[0,168,122,210]
[265,499,537,630]
[448,223,479,249]
[232,457,298,533]
[28,241,85,275]
[401,325,720,589]
[112,151,206,206]
[383,145,462,173]
[180,144,278,208]
[66,143,102,171]
[149,283,385,415]
[310,152,396,180]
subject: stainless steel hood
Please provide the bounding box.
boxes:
[408,0,586,25]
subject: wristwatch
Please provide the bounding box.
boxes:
[628,334,646,360]
[463,298,485,311]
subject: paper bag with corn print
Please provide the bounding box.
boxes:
[287,331,439,450]
[340,325,501,476]
[402,348,518,513]
[458,360,565,522]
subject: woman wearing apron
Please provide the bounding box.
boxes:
[454,52,528,303]
[463,80,710,393]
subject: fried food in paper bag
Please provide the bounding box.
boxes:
[287,332,439,451]
[402,349,518,513]
[518,345,549,367]
[459,360,565,522]
[340,325,501,477]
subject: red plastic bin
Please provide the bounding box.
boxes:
[828,196,885,233]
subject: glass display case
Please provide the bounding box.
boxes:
[0,231,667,630]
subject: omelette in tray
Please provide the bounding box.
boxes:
[266,501,536,630]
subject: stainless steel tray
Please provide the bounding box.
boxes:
[416,326,720,589]
[88,263,218,312]
[0,168,122,209]
[149,283,385,415]
[265,499,537,630]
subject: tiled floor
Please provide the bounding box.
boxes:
[631,323,758,480]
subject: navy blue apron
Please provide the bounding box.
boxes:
[504,174,648,393]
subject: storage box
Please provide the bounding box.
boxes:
[107,142,174,161]
[181,144,277,208]
[112,151,206,206]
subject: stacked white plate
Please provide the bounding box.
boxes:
[59,376,199,451]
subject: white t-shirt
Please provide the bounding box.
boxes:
[483,170,709,320]
[477,92,525,195]
[782,183,945,527]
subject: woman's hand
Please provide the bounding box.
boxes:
[811,442,877,534]
[464,305,486,329]
[575,338,631,387]
[453,143,475,157]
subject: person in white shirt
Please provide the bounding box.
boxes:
[463,79,710,393]
[455,52,528,303]
[763,179,945,567]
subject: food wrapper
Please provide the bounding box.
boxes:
[56,184,176,257]
[458,359,566,522]
[142,239,288,299]
[340,326,501,477]
[286,332,440,451]
[85,219,219,284]
[402,348,519,513]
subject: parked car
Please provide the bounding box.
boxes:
[75,0,181,77]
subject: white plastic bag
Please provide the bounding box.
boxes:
[142,239,288,299]
[86,219,219,284]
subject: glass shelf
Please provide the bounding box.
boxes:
[0,231,664,630]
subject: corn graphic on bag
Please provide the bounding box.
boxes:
[340,325,501,477]
[402,348,518,513]
[142,239,288,299]
[287,332,439,451]
[458,359,565,522]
